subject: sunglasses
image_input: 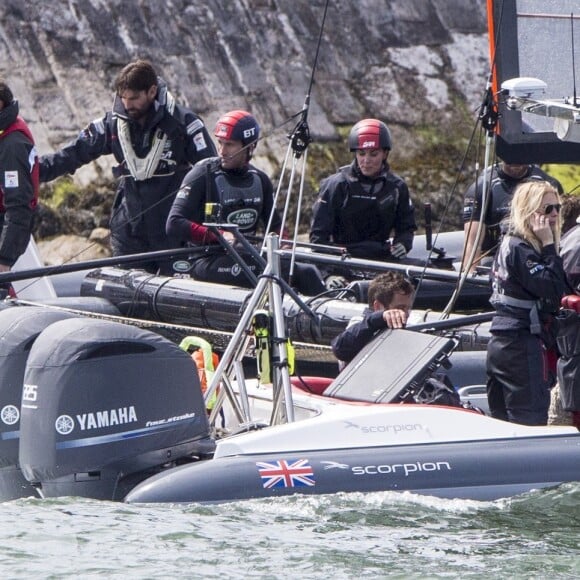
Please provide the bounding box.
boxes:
[542,203,561,214]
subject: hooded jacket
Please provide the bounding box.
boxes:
[0,100,38,267]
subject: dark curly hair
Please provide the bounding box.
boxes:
[114,59,158,94]
[367,271,414,308]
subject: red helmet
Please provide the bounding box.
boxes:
[348,119,392,151]
[214,110,260,146]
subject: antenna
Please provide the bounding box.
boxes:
[288,0,330,156]
[572,13,578,106]
[263,0,330,289]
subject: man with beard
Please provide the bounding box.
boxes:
[40,59,216,273]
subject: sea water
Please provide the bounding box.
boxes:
[0,484,578,579]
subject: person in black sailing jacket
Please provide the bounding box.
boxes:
[39,59,216,274]
[463,159,563,272]
[486,180,570,426]
[548,195,580,429]
[166,110,325,296]
[331,271,414,368]
[309,119,416,288]
[0,79,39,276]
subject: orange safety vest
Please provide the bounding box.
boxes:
[179,336,220,410]
[192,349,220,394]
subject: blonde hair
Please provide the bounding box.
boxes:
[506,181,561,253]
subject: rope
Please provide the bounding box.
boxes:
[12,298,336,362]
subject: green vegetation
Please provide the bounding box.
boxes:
[277,114,480,235]
[37,128,579,243]
[42,177,80,209]
[542,164,580,195]
[36,177,114,240]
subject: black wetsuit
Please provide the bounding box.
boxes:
[310,160,416,260]
[331,308,387,365]
[463,164,563,259]
[167,157,325,295]
[557,225,580,416]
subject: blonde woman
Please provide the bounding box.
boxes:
[486,181,570,425]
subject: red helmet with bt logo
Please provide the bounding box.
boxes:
[348,119,392,151]
[214,110,260,146]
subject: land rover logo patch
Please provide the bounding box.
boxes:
[228,208,258,228]
[173,260,192,273]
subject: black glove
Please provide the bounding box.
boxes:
[390,242,407,259]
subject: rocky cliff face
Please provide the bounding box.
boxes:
[1,0,489,233]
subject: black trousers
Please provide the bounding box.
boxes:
[556,310,580,412]
[188,251,326,296]
[486,329,554,425]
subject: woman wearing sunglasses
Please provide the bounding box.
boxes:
[486,180,570,425]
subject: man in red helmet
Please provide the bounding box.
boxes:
[166,110,325,295]
[310,119,416,287]
[40,59,216,274]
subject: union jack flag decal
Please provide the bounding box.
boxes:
[256,458,315,489]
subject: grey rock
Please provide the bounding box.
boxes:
[3,0,491,261]
[36,234,111,266]
[2,0,488,171]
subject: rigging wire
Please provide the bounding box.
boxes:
[436,0,506,318]
[17,0,504,323]
[20,1,332,301]
[263,0,331,255]
[572,12,578,107]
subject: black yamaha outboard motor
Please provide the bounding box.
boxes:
[19,318,213,500]
[0,306,78,501]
